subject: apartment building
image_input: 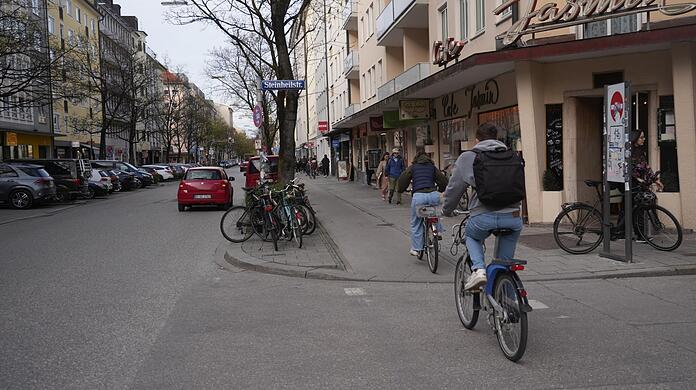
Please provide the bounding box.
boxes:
[309,0,696,230]
[0,0,54,161]
[139,48,167,164]
[47,0,102,159]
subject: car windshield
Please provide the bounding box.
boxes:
[18,167,51,177]
[248,157,278,174]
[185,170,222,180]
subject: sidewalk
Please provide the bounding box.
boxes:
[220,175,696,282]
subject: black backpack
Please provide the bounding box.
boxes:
[473,148,526,207]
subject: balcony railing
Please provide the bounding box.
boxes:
[377,62,430,100]
[342,1,357,30]
[343,51,359,75]
[376,0,416,38]
[344,103,360,117]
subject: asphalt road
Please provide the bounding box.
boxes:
[1,173,695,389]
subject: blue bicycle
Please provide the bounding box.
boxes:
[451,210,532,362]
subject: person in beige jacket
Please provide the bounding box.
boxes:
[375,152,390,201]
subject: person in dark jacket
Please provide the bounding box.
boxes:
[397,147,448,257]
[386,148,406,204]
[321,155,330,176]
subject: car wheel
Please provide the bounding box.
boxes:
[178,204,186,212]
[85,187,95,199]
[55,187,70,203]
[9,189,33,209]
[134,179,142,189]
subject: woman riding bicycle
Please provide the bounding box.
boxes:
[396,146,448,257]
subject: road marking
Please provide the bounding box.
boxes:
[528,300,549,310]
[344,288,366,296]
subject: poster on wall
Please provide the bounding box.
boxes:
[545,104,563,181]
[337,160,348,179]
[605,82,629,183]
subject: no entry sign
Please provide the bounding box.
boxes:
[253,105,263,128]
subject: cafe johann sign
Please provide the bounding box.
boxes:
[494,0,696,46]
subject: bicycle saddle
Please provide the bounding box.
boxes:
[584,180,602,187]
[490,228,515,236]
[242,187,256,192]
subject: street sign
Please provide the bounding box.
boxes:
[254,139,262,150]
[261,80,305,90]
[606,83,628,184]
[253,105,263,128]
[318,121,328,134]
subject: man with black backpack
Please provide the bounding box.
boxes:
[442,123,526,290]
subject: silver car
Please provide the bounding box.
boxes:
[0,163,57,209]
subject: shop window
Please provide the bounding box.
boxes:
[657,96,679,192]
[478,106,521,151]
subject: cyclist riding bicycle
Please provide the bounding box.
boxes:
[397,146,448,257]
[442,123,524,290]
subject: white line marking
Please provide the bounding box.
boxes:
[528,299,549,310]
[344,288,366,296]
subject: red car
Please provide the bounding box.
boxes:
[245,155,279,188]
[177,167,234,211]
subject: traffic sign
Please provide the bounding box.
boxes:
[253,105,263,128]
[261,80,305,90]
[318,121,328,134]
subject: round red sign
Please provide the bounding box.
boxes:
[610,91,624,122]
[253,105,263,128]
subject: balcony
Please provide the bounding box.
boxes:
[343,51,359,79]
[344,103,360,117]
[376,0,429,46]
[377,62,430,100]
[342,1,358,31]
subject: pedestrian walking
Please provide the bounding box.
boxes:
[375,152,390,201]
[386,148,405,204]
[321,154,330,177]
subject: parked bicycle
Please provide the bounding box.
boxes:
[415,205,441,274]
[287,181,317,235]
[271,185,305,248]
[553,175,682,254]
[220,181,280,251]
[451,209,532,362]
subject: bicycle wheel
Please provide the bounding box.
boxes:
[220,206,254,243]
[417,220,425,260]
[553,204,603,254]
[426,225,439,273]
[493,273,528,362]
[298,204,317,235]
[263,212,279,251]
[454,256,479,329]
[636,205,682,251]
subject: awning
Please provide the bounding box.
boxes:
[0,129,66,137]
[333,23,696,129]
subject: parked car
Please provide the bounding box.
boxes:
[8,159,91,202]
[138,167,161,183]
[88,168,113,197]
[103,170,122,192]
[0,163,56,209]
[177,167,234,211]
[92,160,153,188]
[245,155,279,188]
[142,165,174,181]
[167,163,187,179]
[111,170,136,191]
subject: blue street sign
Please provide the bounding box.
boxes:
[261,80,306,90]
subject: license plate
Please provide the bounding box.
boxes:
[194,194,211,199]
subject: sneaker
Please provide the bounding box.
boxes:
[465,269,487,291]
[409,249,420,257]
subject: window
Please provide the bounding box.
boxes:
[31,0,39,15]
[68,29,74,45]
[460,0,468,40]
[48,16,55,35]
[439,5,448,42]
[368,68,373,98]
[91,19,95,33]
[475,0,485,32]
[497,0,511,17]
[185,170,222,180]
[368,3,374,36]
[361,73,366,102]
[377,59,383,87]
[66,0,73,17]
[360,16,365,43]
[77,7,81,24]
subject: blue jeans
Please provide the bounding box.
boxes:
[465,212,523,270]
[410,192,444,251]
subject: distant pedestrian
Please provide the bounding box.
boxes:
[375,152,390,201]
[386,148,405,205]
[321,154,330,176]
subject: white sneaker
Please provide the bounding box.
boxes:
[409,249,420,257]
[465,269,487,291]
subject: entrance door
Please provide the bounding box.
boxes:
[574,97,604,203]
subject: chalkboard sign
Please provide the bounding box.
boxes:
[545,104,563,181]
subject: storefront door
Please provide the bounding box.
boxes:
[574,97,604,203]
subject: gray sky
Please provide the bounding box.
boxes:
[116,0,255,134]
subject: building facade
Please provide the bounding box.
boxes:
[0,0,54,161]
[296,0,696,230]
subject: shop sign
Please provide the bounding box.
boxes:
[6,132,17,146]
[494,0,696,46]
[71,141,80,148]
[318,121,328,134]
[399,100,431,120]
[440,78,501,120]
[432,38,465,67]
[339,133,350,142]
[605,82,630,183]
[369,116,384,132]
